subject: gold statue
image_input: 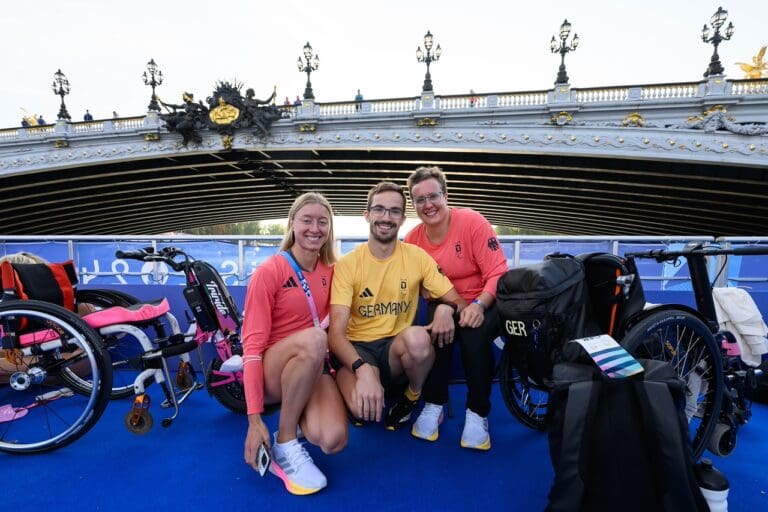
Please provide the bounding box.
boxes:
[735,46,767,79]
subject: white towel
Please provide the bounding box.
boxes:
[712,287,768,367]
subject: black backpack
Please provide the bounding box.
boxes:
[496,255,598,385]
[545,358,709,512]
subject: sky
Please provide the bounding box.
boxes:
[1,0,765,128]
[1,1,765,235]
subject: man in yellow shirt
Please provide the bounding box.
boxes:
[329,182,466,430]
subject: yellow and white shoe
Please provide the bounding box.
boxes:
[411,402,444,441]
[460,409,491,451]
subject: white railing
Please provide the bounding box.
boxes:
[318,102,358,116]
[496,91,548,107]
[112,117,145,130]
[575,87,630,103]
[73,121,104,134]
[369,98,418,113]
[440,95,486,109]
[731,80,768,95]
[4,235,767,289]
[640,83,700,100]
[1,79,766,141]
[24,126,56,137]
[0,129,19,141]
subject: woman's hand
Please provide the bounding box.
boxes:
[244,414,271,471]
[458,301,485,329]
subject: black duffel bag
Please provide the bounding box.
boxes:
[496,255,598,385]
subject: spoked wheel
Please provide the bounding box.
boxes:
[0,300,112,454]
[206,357,246,414]
[498,342,548,430]
[620,309,723,459]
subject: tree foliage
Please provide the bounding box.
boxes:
[184,221,286,236]
[494,225,557,236]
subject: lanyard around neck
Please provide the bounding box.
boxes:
[280,251,320,328]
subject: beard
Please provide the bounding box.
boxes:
[370,220,399,244]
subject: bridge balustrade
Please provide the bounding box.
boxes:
[731,79,768,95]
[2,78,764,144]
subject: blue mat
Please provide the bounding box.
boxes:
[5,384,767,511]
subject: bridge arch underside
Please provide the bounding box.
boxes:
[2,147,766,236]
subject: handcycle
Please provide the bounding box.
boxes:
[93,246,247,433]
[498,242,767,460]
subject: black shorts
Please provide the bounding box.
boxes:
[333,336,407,390]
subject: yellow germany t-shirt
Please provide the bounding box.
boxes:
[331,241,454,342]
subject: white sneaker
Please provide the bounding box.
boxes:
[411,402,444,441]
[219,354,243,372]
[269,433,327,495]
[460,409,491,451]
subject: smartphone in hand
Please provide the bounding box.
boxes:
[256,443,271,477]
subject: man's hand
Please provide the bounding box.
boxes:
[353,364,384,422]
[426,303,456,347]
[244,414,271,471]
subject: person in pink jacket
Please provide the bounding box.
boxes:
[405,166,508,450]
[241,192,347,496]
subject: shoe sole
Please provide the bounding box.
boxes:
[384,413,412,431]
[268,461,326,496]
[411,413,444,441]
[460,437,491,451]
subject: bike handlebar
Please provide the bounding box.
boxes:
[115,249,147,260]
[626,244,768,262]
[115,247,190,272]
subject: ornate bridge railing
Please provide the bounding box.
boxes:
[2,78,766,143]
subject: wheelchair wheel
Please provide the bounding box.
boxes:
[498,342,548,430]
[76,288,142,310]
[74,288,161,399]
[0,300,112,454]
[620,309,723,459]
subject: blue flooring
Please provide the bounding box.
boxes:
[5,383,767,511]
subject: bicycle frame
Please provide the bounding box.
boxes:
[625,242,768,456]
[111,246,246,433]
[626,243,768,331]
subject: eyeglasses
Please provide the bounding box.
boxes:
[368,205,405,218]
[412,191,444,207]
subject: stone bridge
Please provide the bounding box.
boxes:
[1,77,767,235]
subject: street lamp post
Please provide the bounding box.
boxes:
[142,58,164,112]
[550,19,579,85]
[51,69,71,121]
[702,6,734,77]
[416,30,441,93]
[297,42,319,100]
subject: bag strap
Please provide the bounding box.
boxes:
[1,261,17,301]
[547,379,601,511]
[632,378,709,511]
[607,267,621,336]
[279,251,320,328]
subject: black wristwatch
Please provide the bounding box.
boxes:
[351,358,366,374]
